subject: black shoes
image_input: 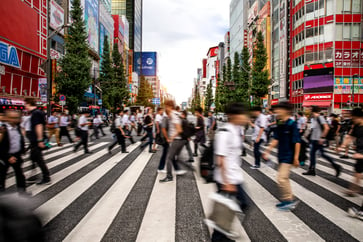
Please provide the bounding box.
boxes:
[335,164,342,177]
[340,155,349,159]
[122,151,129,153]
[193,154,198,157]
[85,151,93,154]
[159,177,173,183]
[108,148,112,154]
[36,178,51,185]
[302,169,316,176]
[149,150,156,153]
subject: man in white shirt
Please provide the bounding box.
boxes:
[249,106,267,169]
[136,109,144,136]
[47,111,61,146]
[108,110,128,154]
[122,110,135,144]
[59,112,73,143]
[90,114,104,140]
[212,103,249,241]
[74,111,91,154]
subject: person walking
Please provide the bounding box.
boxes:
[108,110,128,154]
[122,110,135,144]
[0,110,26,193]
[74,111,92,154]
[207,111,217,140]
[140,108,155,153]
[263,102,301,210]
[24,98,51,185]
[159,100,187,182]
[180,110,195,163]
[136,109,144,136]
[59,112,73,144]
[47,111,61,146]
[249,106,267,169]
[297,112,307,166]
[303,106,341,177]
[327,114,340,151]
[193,107,206,156]
[90,114,104,140]
[211,103,249,241]
[20,111,32,151]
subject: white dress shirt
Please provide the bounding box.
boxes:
[60,116,70,127]
[78,115,89,131]
[5,123,22,154]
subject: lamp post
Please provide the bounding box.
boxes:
[46,0,70,116]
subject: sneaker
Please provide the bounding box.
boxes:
[193,154,198,157]
[250,165,260,169]
[340,155,349,159]
[335,164,342,177]
[175,170,187,176]
[188,159,194,163]
[348,207,363,221]
[122,151,129,153]
[157,169,167,174]
[278,200,299,211]
[84,151,93,154]
[276,201,290,208]
[149,150,157,153]
[159,177,173,183]
[26,176,38,183]
[36,178,51,185]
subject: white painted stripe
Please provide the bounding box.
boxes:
[242,170,324,242]
[35,142,140,225]
[64,148,152,242]
[5,142,106,188]
[192,151,250,242]
[28,142,139,196]
[136,164,176,242]
[243,155,363,241]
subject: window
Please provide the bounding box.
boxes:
[306,2,314,13]
[352,0,361,13]
[352,23,360,39]
[306,28,314,38]
[326,48,333,60]
[327,0,335,15]
[335,23,343,41]
[343,0,352,12]
[343,24,351,39]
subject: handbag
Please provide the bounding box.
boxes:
[155,133,166,145]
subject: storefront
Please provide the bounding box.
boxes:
[302,93,333,113]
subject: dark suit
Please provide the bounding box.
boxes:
[0,124,26,192]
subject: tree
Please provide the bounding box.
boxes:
[231,52,241,102]
[55,0,91,114]
[136,76,154,106]
[240,47,251,105]
[225,57,233,103]
[111,42,129,104]
[251,31,269,107]
[99,35,113,109]
[204,79,213,113]
[191,87,201,112]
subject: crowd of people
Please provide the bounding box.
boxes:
[0,97,362,241]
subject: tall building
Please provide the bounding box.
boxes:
[289,0,363,112]
[230,0,248,59]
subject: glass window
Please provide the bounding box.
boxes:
[306,28,314,38]
[343,0,352,12]
[352,24,360,39]
[319,0,324,9]
[335,24,343,41]
[343,24,351,39]
[326,48,333,60]
[306,52,314,62]
[306,3,314,13]
[328,0,336,15]
[352,0,361,13]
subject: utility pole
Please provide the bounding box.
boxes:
[46,0,52,117]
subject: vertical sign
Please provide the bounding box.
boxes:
[279,0,287,98]
[38,78,47,103]
[85,0,99,53]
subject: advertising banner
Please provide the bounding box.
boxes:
[208,47,218,57]
[334,77,363,94]
[85,0,99,53]
[50,0,64,34]
[248,1,258,25]
[38,78,47,103]
[99,24,106,62]
[304,74,334,93]
[304,93,333,101]
[134,52,157,76]
[279,0,287,98]
[122,16,129,47]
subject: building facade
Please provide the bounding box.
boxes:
[289,0,363,113]
[230,0,248,59]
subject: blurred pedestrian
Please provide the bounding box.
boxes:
[140,108,155,153]
[74,111,92,154]
[47,111,61,146]
[193,107,206,156]
[59,112,73,144]
[108,110,128,154]
[249,106,267,169]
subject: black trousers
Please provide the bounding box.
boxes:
[75,130,89,153]
[109,130,126,152]
[0,154,26,192]
[30,144,50,180]
[59,126,73,143]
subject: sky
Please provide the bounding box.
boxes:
[143,0,230,104]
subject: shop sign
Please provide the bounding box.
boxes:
[304,93,332,101]
[270,99,279,105]
[0,41,20,68]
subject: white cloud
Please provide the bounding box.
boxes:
[143,0,230,104]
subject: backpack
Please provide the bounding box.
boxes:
[181,119,195,140]
[199,128,228,183]
[110,120,116,133]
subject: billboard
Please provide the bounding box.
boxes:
[304,75,334,93]
[279,0,287,98]
[50,0,64,35]
[38,78,47,103]
[208,47,218,57]
[122,15,130,47]
[134,52,157,76]
[85,0,99,53]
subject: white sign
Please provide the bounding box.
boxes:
[50,0,64,35]
[60,101,66,106]
[0,65,5,75]
[50,49,62,59]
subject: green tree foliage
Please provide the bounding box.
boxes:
[204,79,213,112]
[231,52,242,102]
[240,47,251,105]
[191,87,201,112]
[251,31,269,106]
[55,0,91,114]
[225,57,233,104]
[111,42,129,103]
[136,76,154,106]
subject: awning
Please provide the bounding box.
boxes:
[302,101,331,107]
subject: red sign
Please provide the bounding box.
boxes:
[208,47,218,57]
[202,59,207,78]
[244,30,248,47]
[270,99,279,105]
[304,93,332,101]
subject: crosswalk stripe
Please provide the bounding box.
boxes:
[242,155,363,241]
[136,162,176,242]
[34,142,140,225]
[242,169,324,241]
[5,142,107,189]
[64,149,153,242]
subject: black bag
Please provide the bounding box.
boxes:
[181,119,195,140]
[200,143,215,183]
[155,133,166,145]
[110,121,116,133]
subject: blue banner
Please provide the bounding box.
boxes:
[134,52,157,76]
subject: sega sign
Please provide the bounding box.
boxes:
[0,41,20,68]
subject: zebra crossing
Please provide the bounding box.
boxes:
[2,134,363,242]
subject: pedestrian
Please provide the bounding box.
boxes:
[297,112,307,166]
[47,111,62,146]
[348,201,363,221]
[108,110,128,154]
[97,114,106,136]
[24,97,51,185]
[59,112,73,144]
[154,107,164,147]
[266,110,277,144]
[130,112,137,134]
[327,114,340,150]
[339,113,353,159]
[90,114,104,140]
[207,111,217,140]
[136,109,143,136]
[159,100,187,182]
[340,108,363,197]
[193,107,206,156]
[249,106,267,169]
[302,106,341,177]
[180,110,195,163]
[20,111,32,151]
[122,110,135,144]
[0,110,26,193]
[211,103,249,241]
[140,108,155,153]
[74,111,92,154]
[263,102,300,210]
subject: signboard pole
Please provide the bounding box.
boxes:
[47,0,52,117]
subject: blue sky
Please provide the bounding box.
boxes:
[143,0,230,104]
